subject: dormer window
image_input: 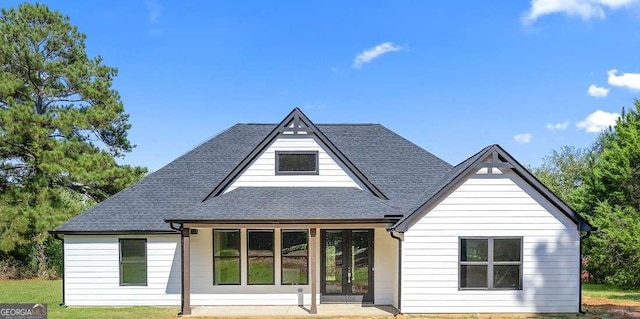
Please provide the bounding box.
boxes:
[276,151,318,175]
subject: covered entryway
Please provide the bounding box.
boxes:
[321,229,374,303]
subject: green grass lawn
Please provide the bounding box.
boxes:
[582,283,640,302]
[0,280,178,319]
[1,279,640,319]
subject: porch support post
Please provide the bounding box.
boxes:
[309,228,318,314]
[181,227,191,315]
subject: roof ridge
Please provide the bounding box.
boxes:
[237,123,381,126]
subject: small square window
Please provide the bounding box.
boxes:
[459,237,522,290]
[275,151,318,175]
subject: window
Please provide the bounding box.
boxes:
[275,151,318,175]
[119,239,147,286]
[213,229,240,285]
[247,230,275,285]
[459,237,522,290]
[282,230,309,285]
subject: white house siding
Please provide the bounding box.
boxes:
[188,226,396,306]
[64,235,181,306]
[374,228,398,307]
[225,136,364,192]
[401,171,580,313]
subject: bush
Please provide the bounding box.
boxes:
[584,202,640,289]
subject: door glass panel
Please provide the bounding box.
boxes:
[324,231,343,294]
[350,231,369,295]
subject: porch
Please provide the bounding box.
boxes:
[175,224,400,315]
[189,304,398,317]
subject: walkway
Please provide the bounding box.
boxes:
[189,304,398,317]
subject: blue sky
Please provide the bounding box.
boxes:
[7,0,640,171]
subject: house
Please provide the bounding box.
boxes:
[51,108,594,315]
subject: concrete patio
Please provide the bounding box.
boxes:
[188,304,398,317]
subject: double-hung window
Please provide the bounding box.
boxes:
[281,230,309,285]
[119,239,147,286]
[213,229,241,285]
[247,230,275,285]
[459,237,522,290]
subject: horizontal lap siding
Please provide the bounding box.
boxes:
[374,228,398,306]
[401,173,580,313]
[64,235,181,306]
[226,137,362,192]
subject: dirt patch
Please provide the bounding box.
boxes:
[584,297,640,319]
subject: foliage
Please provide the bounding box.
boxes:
[0,3,146,277]
[533,101,640,289]
[534,100,640,288]
[578,101,640,289]
[585,202,640,288]
[532,145,589,208]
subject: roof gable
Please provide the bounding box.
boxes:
[204,108,388,200]
[391,144,594,232]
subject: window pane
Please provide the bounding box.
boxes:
[121,239,145,262]
[278,153,317,172]
[494,265,520,289]
[324,230,343,294]
[214,230,240,257]
[214,258,240,284]
[461,239,488,262]
[282,231,308,285]
[460,265,487,288]
[248,230,274,257]
[282,231,308,257]
[282,257,308,284]
[121,262,146,284]
[248,257,274,284]
[494,239,521,262]
[248,230,274,284]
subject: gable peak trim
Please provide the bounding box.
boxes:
[391,144,593,232]
[203,108,388,200]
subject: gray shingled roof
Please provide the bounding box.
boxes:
[54,123,452,232]
[169,187,404,222]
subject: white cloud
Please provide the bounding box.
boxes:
[576,110,620,132]
[514,133,533,144]
[587,84,610,97]
[607,69,640,90]
[145,0,163,22]
[523,0,640,24]
[353,42,403,69]
[546,121,570,130]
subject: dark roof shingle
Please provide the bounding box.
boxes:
[54,123,452,232]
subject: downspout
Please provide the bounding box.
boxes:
[389,231,403,313]
[579,231,592,315]
[52,233,65,307]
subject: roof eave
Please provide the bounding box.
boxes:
[164,218,400,225]
[49,230,180,235]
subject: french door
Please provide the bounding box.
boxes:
[320,229,374,303]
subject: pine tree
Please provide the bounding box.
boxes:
[0,3,146,276]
